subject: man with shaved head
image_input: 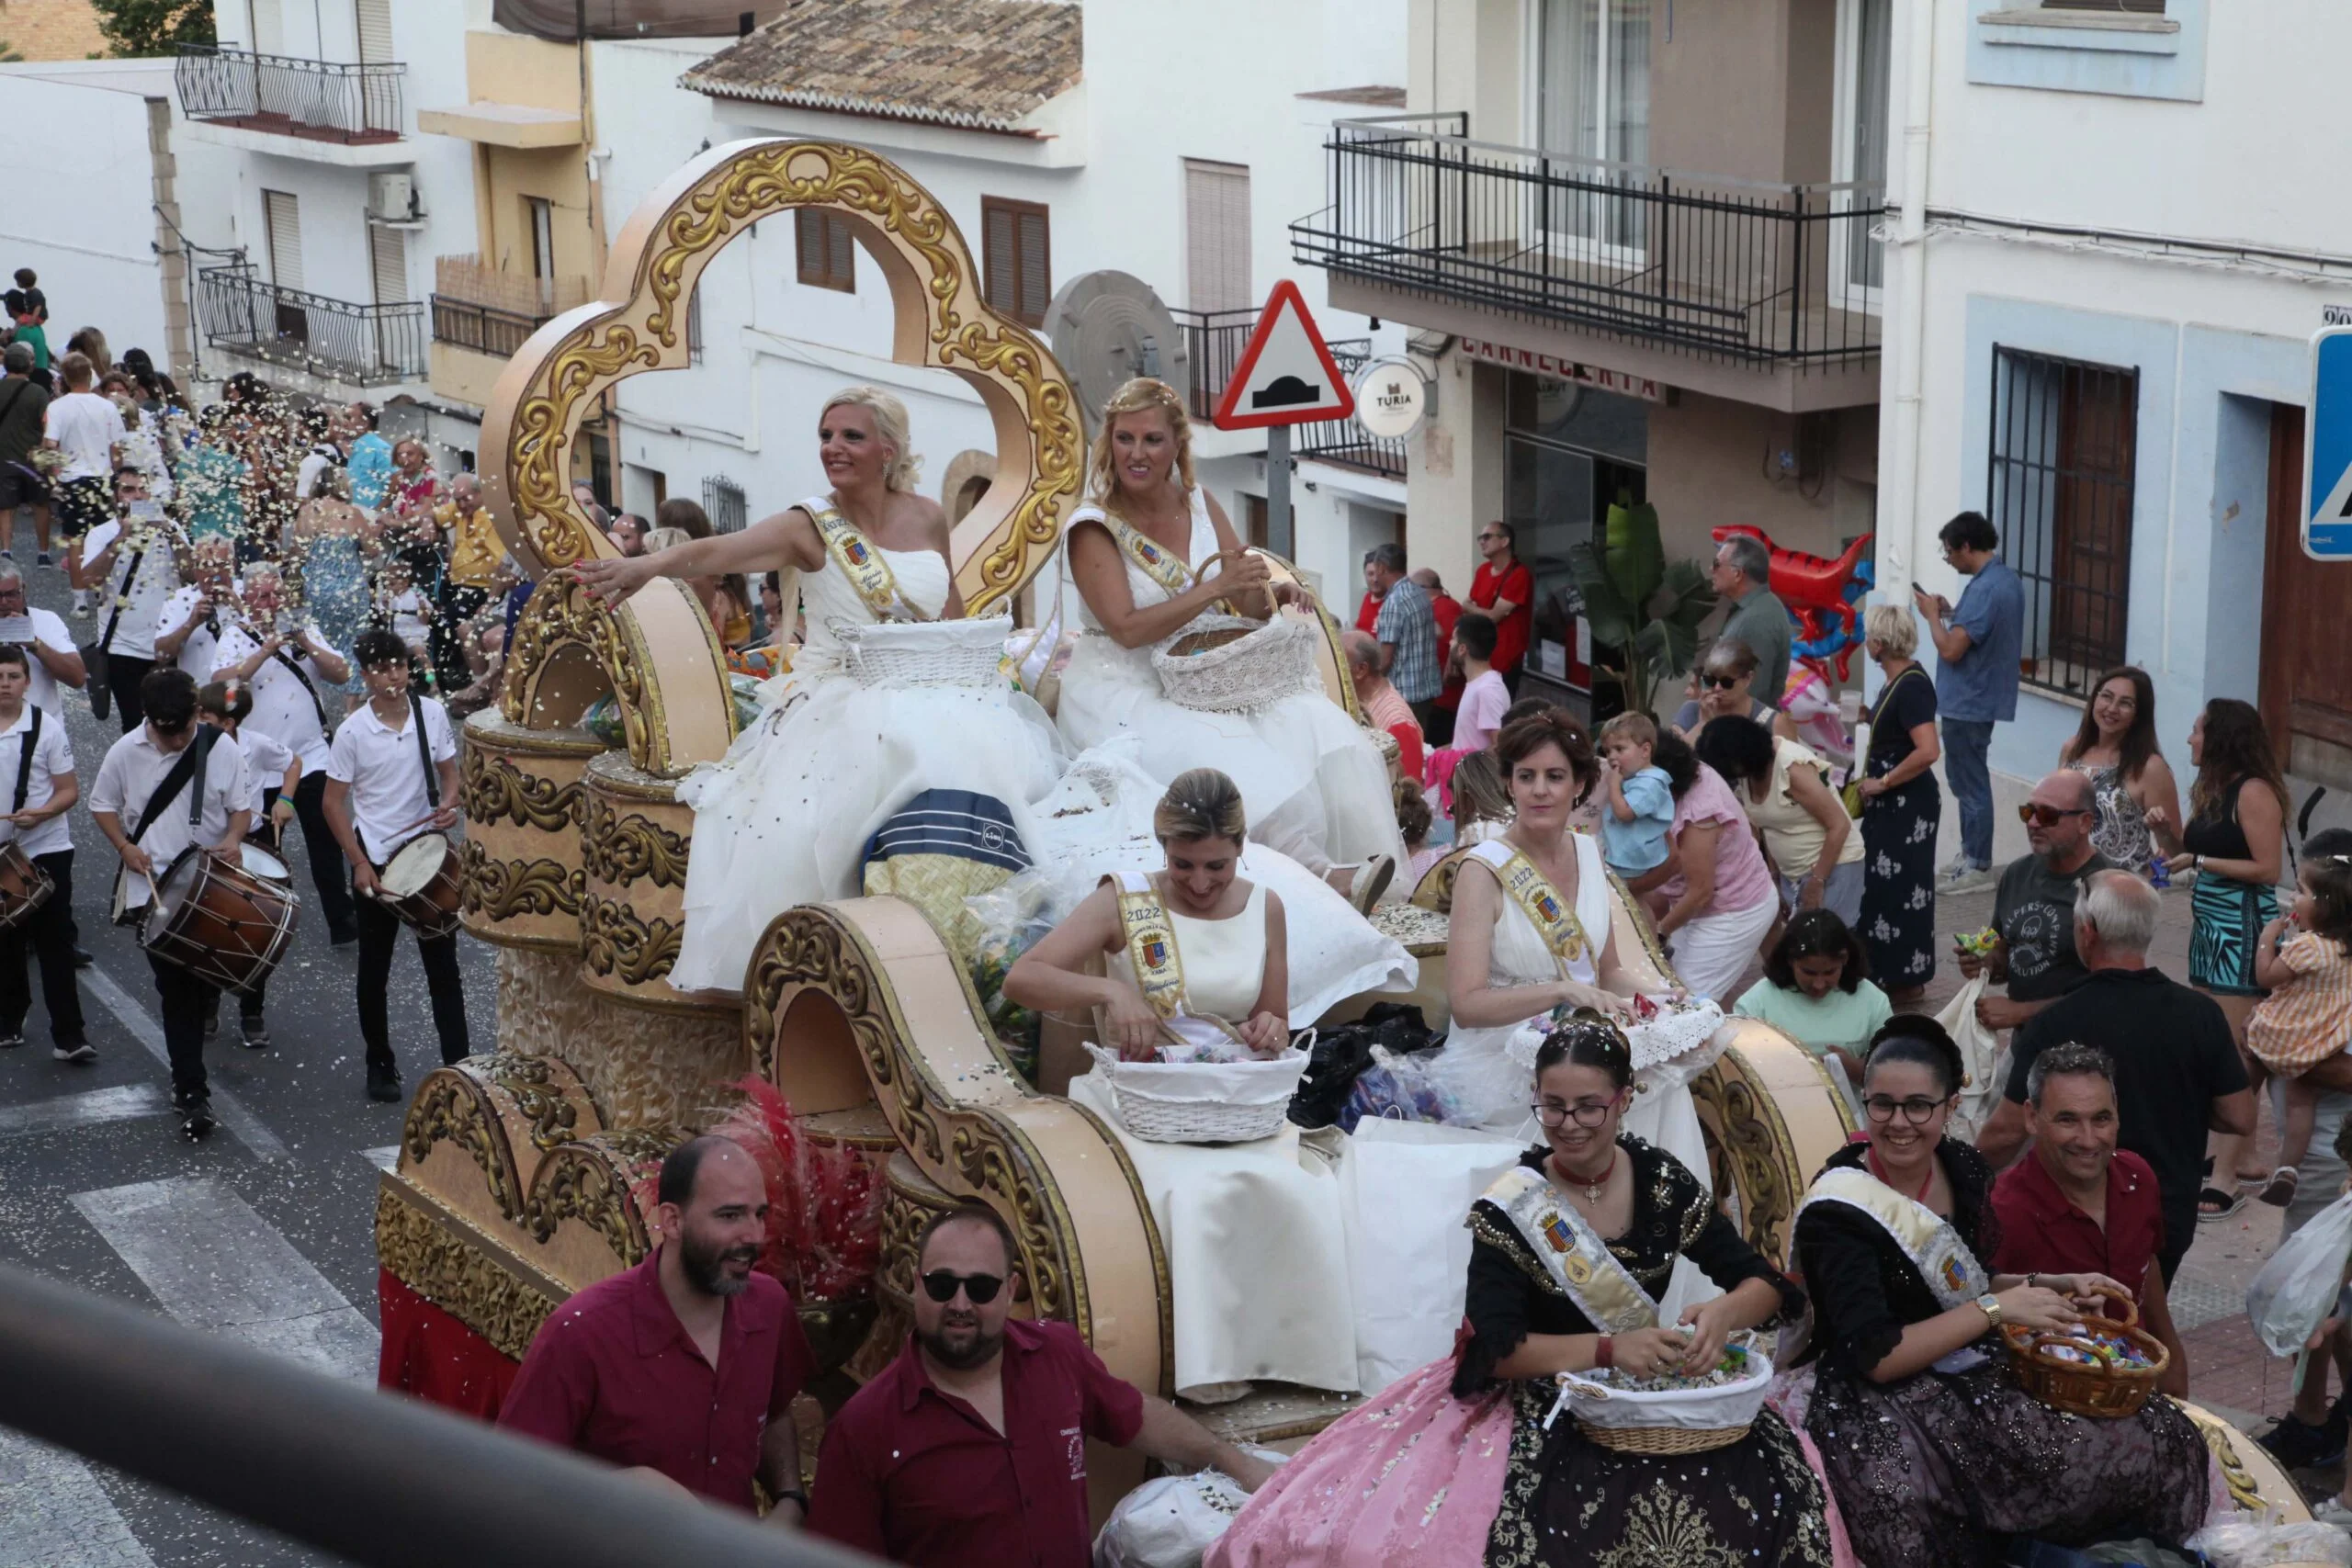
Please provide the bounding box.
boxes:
[1343,626,1423,778]
[1957,769,2113,1034]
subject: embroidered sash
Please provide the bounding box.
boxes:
[1474,840,1591,971]
[1095,509,1194,601]
[1480,1165,1657,1333]
[808,503,919,624]
[1796,1165,1989,1311]
[1106,871,1186,1020]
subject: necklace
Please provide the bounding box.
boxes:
[1867,1143,1935,1203]
[1553,1146,1617,1204]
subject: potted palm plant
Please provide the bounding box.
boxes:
[1567,493,1717,720]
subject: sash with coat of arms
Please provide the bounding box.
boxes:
[1796,1165,1990,1313]
[1470,840,1591,973]
[1105,871,1186,1020]
[808,502,921,623]
[1478,1164,1657,1333]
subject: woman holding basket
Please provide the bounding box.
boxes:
[1057,378,1401,906]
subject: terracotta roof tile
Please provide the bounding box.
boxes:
[681,0,1081,134]
[0,0,108,62]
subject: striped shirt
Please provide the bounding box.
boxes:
[1374,575,1441,704]
[2248,931,2352,1074]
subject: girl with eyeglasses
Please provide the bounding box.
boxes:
[1790,1018,2214,1567]
[1733,908,1887,1100]
[1210,1021,1839,1568]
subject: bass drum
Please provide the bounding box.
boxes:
[141,846,300,996]
[0,840,55,931]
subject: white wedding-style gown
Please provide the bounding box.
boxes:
[669,502,1066,993]
[1055,490,1403,877]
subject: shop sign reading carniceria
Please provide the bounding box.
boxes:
[1455,339,1664,402]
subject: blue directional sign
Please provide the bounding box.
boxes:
[2305,327,2352,558]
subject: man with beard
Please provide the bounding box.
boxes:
[499,1136,814,1521]
[808,1203,1275,1566]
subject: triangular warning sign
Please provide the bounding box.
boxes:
[1211,278,1356,431]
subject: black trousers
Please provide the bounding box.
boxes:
[107,652,154,732]
[148,950,218,1102]
[290,771,356,934]
[356,889,469,1073]
[0,850,83,1045]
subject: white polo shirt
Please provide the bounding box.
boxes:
[327,694,456,863]
[42,391,119,482]
[98,525,188,662]
[3,607,80,715]
[233,723,297,821]
[90,726,251,910]
[209,618,333,774]
[0,705,75,857]
[157,584,232,679]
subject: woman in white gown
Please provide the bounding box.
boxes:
[576,388,1064,993]
[1057,378,1402,901]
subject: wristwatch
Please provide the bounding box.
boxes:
[1974,1292,2003,1330]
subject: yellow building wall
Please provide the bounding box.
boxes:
[463,30,586,115]
[477,145,595,285]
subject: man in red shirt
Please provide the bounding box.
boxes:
[1469,521,1534,694]
[1410,568,1464,744]
[498,1135,815,1520]
[809,1203,1275,1567]
[1989,1042,2187,1393]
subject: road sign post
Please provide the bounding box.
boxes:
[1211,280,1356,560]
[2304,326,2352,559]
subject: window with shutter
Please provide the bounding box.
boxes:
[980,197,1050,327]
[355,0,395,62]
[263,190,303,289]
[369,226,408,305]
[2040,0,2164,11]
[794,210,855,293]
[1184,161,1251,313]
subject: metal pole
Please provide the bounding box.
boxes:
[1266,424,1294,558]
[0,1263,880,1568]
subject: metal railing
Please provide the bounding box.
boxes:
[198,265,428,386]
[1165,310,1408,480]
[1169,305,1259,422]
[176,43,405,142]
[431,294,548,360]
[1292,114,1886,367]
[0,1262,879,1568]
[1295,339,1407,479]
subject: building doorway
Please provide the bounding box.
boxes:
[2261,402,2352,793]
[1505,373,1646,716]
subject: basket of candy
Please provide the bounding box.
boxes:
[1081,1033,1307,1145]
[1546,1337,1772,1455]
[2002,1283,2168,1418]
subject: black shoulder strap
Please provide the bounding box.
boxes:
[12,706,40,815]
[128,725,218,847]
[0,380,28,430]
[97,543,150,653]
[411,692,439,807]
[271,644,329,730]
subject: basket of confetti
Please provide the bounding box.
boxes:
[2003,1282,2168,1418]
[1544,1337,1772,1455]
[1154,614,1318,715]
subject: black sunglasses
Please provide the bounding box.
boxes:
[1702,674,1744,690]
[921,1269,1005,1305]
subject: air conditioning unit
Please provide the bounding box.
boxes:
[368,172,415,223]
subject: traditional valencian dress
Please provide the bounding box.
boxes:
[1054,489,1403,879]
[668,496,1065,993]
[1790,1139,2215,1568]
[1208,1137,1850,1568]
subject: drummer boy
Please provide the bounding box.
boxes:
[0,644,88,1064]
[322,627,469,1105]
[89,666,251,1140]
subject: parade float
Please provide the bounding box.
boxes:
[369,136,2301,1522]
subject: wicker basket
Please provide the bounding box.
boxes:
[835,616,1012,690]
[1080,1043,1306,1144]
[1152,614,1318,715]
[2002,1283,2168,1419]
[1550,1344,1774,1455]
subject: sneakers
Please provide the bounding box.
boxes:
[0,1032,21,1050]
[366,1064,403,1102]
[2257,1401,2349,1471]
[53,1040,96,1064]
[180,1097,215,1140]
[35,551,50,569]
[202,1008,220,1043]
[72,946,92,968]
[239,1015,269,1051]
[1938,861,1996,896]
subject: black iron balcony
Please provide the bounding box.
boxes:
[431,295,550,359]
[197,265,427,386]
[1166,311,1407,480]
[175,43,404,144]
[1293,114,1885,368]
[1168,306,1259,423]
[1295,340,1407,480]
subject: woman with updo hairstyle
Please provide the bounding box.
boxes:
[1054,376,1405,908]
[575,384,1065,992]
[1211,1016,1837,1568]
[1790,1015,2214,1567]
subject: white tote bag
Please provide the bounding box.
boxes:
[1933,976,2006,1140]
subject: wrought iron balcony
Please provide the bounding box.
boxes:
[1168,310,1406,480]
[197,266,427,387]
[1293,114,1885,368]
[175,44,404,144]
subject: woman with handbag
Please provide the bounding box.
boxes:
[1855,604,1942,1004]
[576,387,1064,995]
[1056,378,1401,908]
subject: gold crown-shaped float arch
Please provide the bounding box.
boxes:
[481,138,1084,773]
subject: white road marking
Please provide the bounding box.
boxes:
[0,1083,169,1139]
[0,1427,157,1568]
[79,965,289,1162]
[361,1145,400,1172]
[70,1178,375,1382]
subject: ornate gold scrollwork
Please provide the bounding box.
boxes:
[1688,1052,1806,1262]
[581,792,690,889]
[499,571,718,777]
[523,1128,689,1267]
[375,1187,560,1360]
[401,1065,526,1220]
[458,840,582,919]
[580,893,684,987]
[459,746,585,832]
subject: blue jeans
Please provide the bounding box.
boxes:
[1942,717,1996,869]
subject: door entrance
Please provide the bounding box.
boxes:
[2260,402,2352,792]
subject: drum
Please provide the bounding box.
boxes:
[378,833,463,938]
[240,843,293,886]
[141,846,299,995]
[0,840,54,931]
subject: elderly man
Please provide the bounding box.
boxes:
[1917,510,2025,893]
[1990,1042,2188,1395]
[1710,532,1790,712]
[1959,770,2113,1034]
[1977,870,2253,1292]
[1343,628,1424,779]
[810,1203,1272,1567]
[1363,542,1440,727]
[155,537,239,680]
[0,562,84,713]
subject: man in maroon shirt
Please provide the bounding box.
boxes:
[1989,1043,2187,1394]
[809,1203,1275,1567]
[1469,521,1533,694]
[498,1135,815,1520]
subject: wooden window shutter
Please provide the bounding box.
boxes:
[370,225,408,306]
[1184,160,1252,313]
[828,214,854,291]
[796,209,823,282]
[355,0,395,63]
[263,189,303,290]
[1018,208,1049,325]
[794,210,855,292]
[982,197,1049,327]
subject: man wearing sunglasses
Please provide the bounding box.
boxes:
[1957,771,2112,1035]
[810,1203,1276,1566]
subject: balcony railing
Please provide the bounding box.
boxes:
[1295,340,1407,480]
[429,255,588,361]
[1167,311,1407,480]
[175,44,404,144]
[1293,114,1885,368]
[197,265,427,386]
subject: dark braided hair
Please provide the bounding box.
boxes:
[1863,1014,1964,1099]
[1533,1016,1634,1091]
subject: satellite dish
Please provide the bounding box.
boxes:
[1044,270,1188,434]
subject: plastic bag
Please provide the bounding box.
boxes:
[1287,1003,1444,1130]
[1337,1044,1460,1131]
[2188,1517,2352,1567]
[2246,1187,2352,1358]
[1093,1449,1287,1568]
[1933,976,2005,1139]
[962,867,1077,1080]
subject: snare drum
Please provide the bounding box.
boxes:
[0,840,54,931]
[376,832,463,938]
[141,846,300,995]
[240,843,293,886]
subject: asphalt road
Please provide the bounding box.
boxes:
[0,558,498,1566]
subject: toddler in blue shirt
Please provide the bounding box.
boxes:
[1597,713,1676,878]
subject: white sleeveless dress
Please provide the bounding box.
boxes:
[1055,491,1404,877]
[669,500,1066,993]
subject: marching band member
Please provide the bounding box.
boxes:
[70,465,190,730]
[324,628,469,1104]
[197,678,297,1052]
[153,536,238,680]
[89,666,251,1140]
[0,561,87,715]
[0,645,86,1062]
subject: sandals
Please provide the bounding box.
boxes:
[2199,1184,2248,1222]
[1350,854,1396,915]
[2260,1167,2302,1208]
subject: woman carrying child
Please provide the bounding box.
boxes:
[2247,851,2352,1206]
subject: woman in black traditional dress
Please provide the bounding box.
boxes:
[1792,1016,2216,1568]
[1855,603,1941,1004]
